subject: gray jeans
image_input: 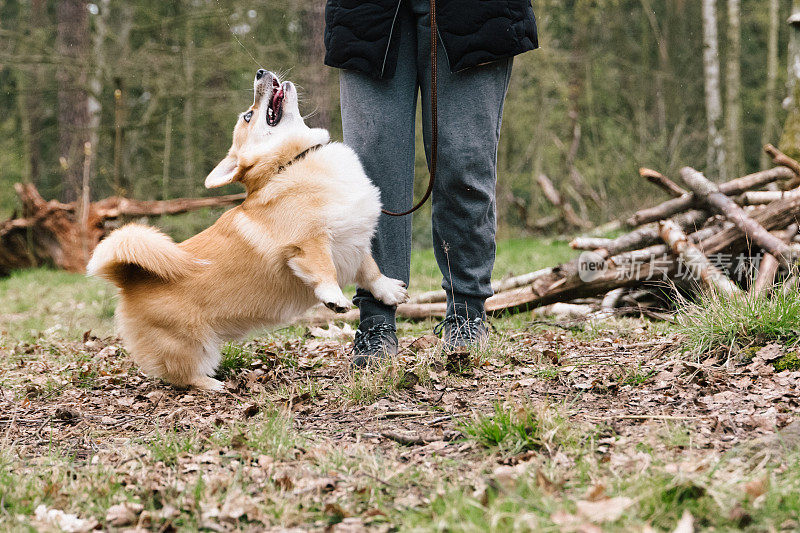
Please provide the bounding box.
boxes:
[340,0,512,324]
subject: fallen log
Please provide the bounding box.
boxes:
[696,191,800,256]
[407,268,554,305]
[0,183,245,275]
[680,167,793,266]
[596,287,626,319]
[570,237,614,251]
[609,223,727,266]
[628,166,794,226]
[659,219,741,295]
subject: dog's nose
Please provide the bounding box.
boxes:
[256,69,267,81]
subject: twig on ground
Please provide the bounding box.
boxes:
[380,430,439,446]
[377,410,432,419]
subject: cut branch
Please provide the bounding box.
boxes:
[659,219,741,295]
[680,166,793,265]
[628,166,794,226]
[765,143,800,188]
[640,167,687,197]
[537,174,592,229]
[739,188,800,206]
[407,268,554,305]
[591,210,707,260]
[751,224,798,295]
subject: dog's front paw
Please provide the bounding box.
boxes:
[370,276,409,306]
[315,283,352,313]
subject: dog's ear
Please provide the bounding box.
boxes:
[205,154,240,189]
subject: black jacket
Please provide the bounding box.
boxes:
[324,0,538,79]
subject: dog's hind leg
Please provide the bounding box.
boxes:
[288,236,351,313]
[187,375,225,392]
[356,254,409,306]
[133,332,224,392]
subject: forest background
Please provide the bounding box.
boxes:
[0,0,794,244]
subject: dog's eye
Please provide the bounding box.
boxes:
[243,111,253,123]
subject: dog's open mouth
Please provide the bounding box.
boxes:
[267,78,285,127]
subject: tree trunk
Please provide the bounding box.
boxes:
[780,1,800,162]
[702,0,727,181]
[761,0,780,169]
[302,1,332,130]
[56,0,91,203]
[14,0,45,187]
[87,0,109,197]
[183,4,196,189]
[725,0,743,178]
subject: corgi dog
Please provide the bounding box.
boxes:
[87,69,408,391]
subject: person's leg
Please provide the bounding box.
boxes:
[340,5,417,327]
[340,2,417,362]
[412,0,513,319]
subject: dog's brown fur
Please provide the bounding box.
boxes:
[87,71,407,391]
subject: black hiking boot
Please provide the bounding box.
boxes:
[434,303,490,354]
[352,315,398,368]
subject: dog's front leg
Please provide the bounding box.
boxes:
[288,237,352,313]
[356,254,409,306]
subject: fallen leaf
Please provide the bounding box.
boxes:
[672,510,694,533]
[34,505,98,533]
[106,502,144,527]
[744,476,768,499]
[575,496,633,523]
[584,482,606,502]
[308,323,355,339]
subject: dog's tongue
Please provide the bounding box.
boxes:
[272,88,284,109]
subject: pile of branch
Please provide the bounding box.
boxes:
[0,183,244,276]
[336,144,800,323]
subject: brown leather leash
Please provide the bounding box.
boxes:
[381,0,438,217]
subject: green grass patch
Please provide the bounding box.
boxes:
[0,269,116,342]
[462,404,545,453]
[676,283,800,356]
[461,403,578,456]
[216,342,258,379]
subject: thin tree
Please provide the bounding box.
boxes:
[56,0,91,202]
[302,1,331,130]
[780,0,800,161]
[702,0,726,181]
[725,0,742,178]
[183,3,196,186]
[762,0,780,170]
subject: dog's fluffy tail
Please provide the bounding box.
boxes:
[87,224,199,287]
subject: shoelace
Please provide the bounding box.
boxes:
[433,314,487,338]
[352,322,396,354]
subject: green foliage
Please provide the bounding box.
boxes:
[773,351,800,372]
